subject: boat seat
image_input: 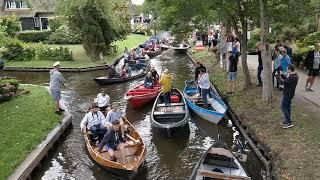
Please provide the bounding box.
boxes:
[157,103,184,107]
[198,170,251,180]
[154,111,186,116]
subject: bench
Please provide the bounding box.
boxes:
[156,103,184,107]
[199,170,251,180]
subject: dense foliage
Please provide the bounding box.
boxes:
[48,25,82,44]
[0,16,20,37]
[17,30,52,43]
[55,0,130,61]
[0,77,19,102]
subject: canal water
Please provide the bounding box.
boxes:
[4,50,264,179]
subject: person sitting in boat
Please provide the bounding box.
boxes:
[103,105,125,139]
[129,50,136,60]
[144,53,151,61]
[159,69,173,105]
[144,71,154,89]
[125,63,132,77]
[150,66,159,81]
[120,65,128,78]
[135,46,143,57]
[98,120,133,161]
[95,88,110,114]
[80,105,107,143]
[108,65,118,78]
[198,68,211,109]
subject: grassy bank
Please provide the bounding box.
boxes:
[6,34,148,68]
[190,49,320,179]
[0,85,60,179]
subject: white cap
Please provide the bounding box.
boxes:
[53,61,60,67]
[164,69,169,74]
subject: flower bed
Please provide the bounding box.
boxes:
[0,77,19,102]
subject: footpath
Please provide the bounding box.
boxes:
[247,55,320,107]
[192,50,320,179]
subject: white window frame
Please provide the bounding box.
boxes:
[20,1,28,9]
[10,1,16,9]
[5,0,28,9]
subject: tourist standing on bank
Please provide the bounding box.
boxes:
[208,32,214,51]
[248,43,263,87]
[50,61,65,114]
[227,51,238,94]
[272,48,282,89]
[304,43,320,92]
[280,48,291,75]
[226,33,234,52]
[280,64,298,129]
[198,68,210,109]
[233,38,241,61]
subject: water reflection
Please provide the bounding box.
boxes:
[4,51,264,180]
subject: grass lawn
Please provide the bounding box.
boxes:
[0,85,61,180]
[5,34,149,68]
[190,49,320,179]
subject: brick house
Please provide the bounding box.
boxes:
[0,0,55,31]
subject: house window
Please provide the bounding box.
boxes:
[34,17,39,27]
[41,18,49,30]
[5,0,28,9]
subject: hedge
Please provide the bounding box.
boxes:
[17,30,52,43]
[1,39,73,61]
[47,25,82,44]
[0,77,19,102]
[303,32,320,46]
[292,47,312,68]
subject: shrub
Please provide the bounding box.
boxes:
[17,30,52,43]
[132,24,151,36]
[23,45,36,61]
[37,45,73,61]
[303,32,320,46]
[0,77,19,102]
[292,47,312,68]
[0,15,20,37]
[47,25,82,44]
[2,39,24,61]
[48,17,66,32]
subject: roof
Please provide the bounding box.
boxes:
[0,0,56,17]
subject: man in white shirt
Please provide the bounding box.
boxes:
[96,89,110,114]
[198,68,211,109]
[80,105,107,142]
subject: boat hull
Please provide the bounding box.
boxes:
[183,82,227,124]
[146,50,162,58]
[94,71,146,85]
[127,92,159,108]
[125,84,161,108]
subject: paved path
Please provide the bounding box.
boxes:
[247,55,320,107]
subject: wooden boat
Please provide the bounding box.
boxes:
[183,80,227,124]
[151,88,189,130]
[84,116,147,175]
[146,49,162,58]
[94,70,147,85]
[125,83,161,109]
[189,143,250,180]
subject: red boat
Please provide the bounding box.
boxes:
[125,83,161,109]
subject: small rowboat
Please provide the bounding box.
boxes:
[160,44,171,50]
[125,83,161,109]
[189,143,250,180]
[151,88,189,130]
[171,45,191,54]
[84,116,147,175]
[183,80,227,124]
[94,70,146,85]
[146,50,162,58]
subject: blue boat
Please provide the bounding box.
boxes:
[183,80,227,124]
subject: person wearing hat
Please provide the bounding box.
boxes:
[159,69,173,105]
[96,88,110,114]
[198,67,210,109]
[50,61,65,114]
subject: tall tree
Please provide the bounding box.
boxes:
[259,0,273,102]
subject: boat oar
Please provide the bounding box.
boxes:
[125,134,140,144]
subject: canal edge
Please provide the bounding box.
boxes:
[186,52,272,180]
[3,56,124,72]
[7,111,72,180]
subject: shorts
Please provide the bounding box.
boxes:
[228,72,237,81]
[308,69,319,76]
[50,90,61,101]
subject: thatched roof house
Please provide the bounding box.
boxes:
[0,0,56,31]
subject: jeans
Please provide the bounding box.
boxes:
[90,124,107,142]
[257,66,263,85]
[163,92,171,105]
[201,88,210,108]
[198,86,202,96]
[281,96,292,124]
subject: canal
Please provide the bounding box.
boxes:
[5,50,264,179]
